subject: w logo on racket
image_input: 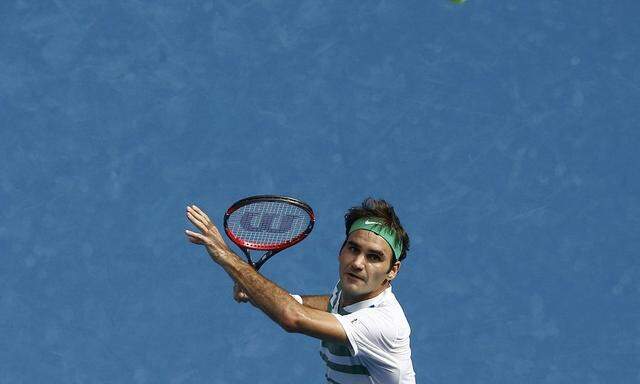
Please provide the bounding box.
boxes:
[239,212,299,233]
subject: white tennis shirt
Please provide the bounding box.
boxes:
[320,282,416,384]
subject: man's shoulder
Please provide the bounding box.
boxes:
[377,293,412,333]
[350,293,411,340]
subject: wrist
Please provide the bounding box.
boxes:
[206,245,236,264]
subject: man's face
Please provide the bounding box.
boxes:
[338,230,400,305]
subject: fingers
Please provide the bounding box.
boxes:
[186,205,208,225]
[185,229,207,245]
[191,205,212,224]
[187,205,213,227]
[186,205,221,234]
[185,203,226,250]
[186,204,226,243]
[233,283,250,303]
[186,210,208,233]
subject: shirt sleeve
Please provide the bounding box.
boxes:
[332,308,396,358]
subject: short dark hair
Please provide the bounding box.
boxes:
[344,197,410,262]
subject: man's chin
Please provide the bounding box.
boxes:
[341,281,367,297]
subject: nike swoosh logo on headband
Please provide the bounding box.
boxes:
[364,220,382,225]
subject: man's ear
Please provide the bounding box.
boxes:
[387,261,401,281]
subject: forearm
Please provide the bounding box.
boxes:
[300,295,330,311]
[217,250,301,329]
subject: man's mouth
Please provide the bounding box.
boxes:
[345,272,365,282]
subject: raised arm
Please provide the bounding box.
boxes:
[186,205,346,343]
[235,287,329,312]
[235,289,329,312]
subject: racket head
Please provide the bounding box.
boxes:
[223,195,315,252]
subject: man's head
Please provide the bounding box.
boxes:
[338,198,410,305]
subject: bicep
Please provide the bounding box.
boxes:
[291,307,348,344]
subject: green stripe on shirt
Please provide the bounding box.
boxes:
[321,340,352,356]
[320,351,370,376]
[331,291,340,311]
[337,307,350,315]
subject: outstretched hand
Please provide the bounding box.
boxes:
[234,283,251,304]
[185,204,232,263]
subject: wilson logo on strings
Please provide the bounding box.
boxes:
[239,212,299,233]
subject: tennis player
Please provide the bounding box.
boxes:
[185,198,415,383]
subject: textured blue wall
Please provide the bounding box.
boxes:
[1,1,638,383]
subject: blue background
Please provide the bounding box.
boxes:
[1,1,639,383]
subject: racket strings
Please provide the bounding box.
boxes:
[227,201,311,247]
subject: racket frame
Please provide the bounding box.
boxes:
[223,195,315,270]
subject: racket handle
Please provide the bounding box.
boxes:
[239,248,254,267]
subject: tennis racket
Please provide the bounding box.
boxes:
[223,195,315,270]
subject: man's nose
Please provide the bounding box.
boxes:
[351,253,365,269]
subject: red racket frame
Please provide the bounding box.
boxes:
[223,195,315,270]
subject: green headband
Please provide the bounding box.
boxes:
[348,217,403,261]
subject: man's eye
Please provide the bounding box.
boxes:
[368,254,381,261]
[349,246,358,252]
